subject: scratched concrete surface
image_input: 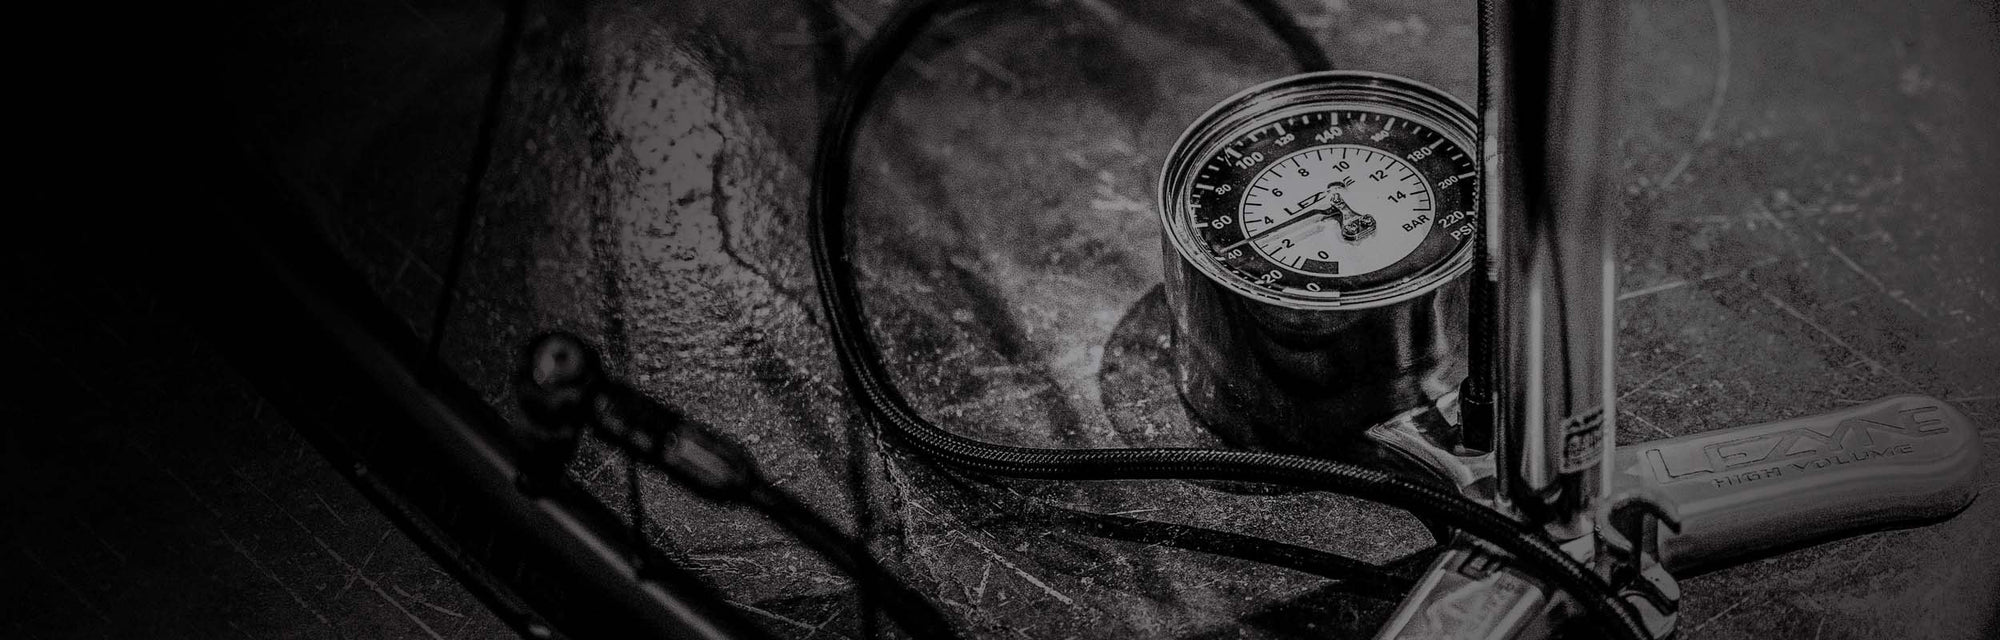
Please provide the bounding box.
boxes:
[26,0,1997,638]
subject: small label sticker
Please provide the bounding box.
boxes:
[1558,407,1605,474]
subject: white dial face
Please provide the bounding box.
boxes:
[1237,144,1435,278]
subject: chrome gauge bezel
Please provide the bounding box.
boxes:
[1158,71,1480,311]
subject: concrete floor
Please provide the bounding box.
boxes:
[13,0,1997,638]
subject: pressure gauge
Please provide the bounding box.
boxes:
[1159,72,1479,457]
[1161,71,1479,310]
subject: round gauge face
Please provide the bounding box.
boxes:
[1162,73,1480,310]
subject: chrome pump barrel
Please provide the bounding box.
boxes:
[1378,2,1632,637]
[1480,0,1623,547]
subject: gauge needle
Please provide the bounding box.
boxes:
[1220,189,1337,254]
